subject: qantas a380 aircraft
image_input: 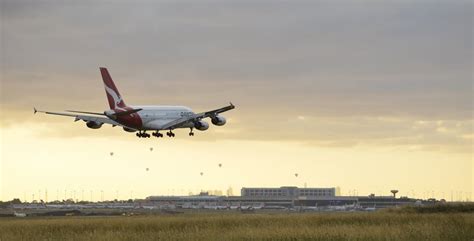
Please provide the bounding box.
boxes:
[34,67,235,138]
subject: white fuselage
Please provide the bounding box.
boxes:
[132,105,195,130]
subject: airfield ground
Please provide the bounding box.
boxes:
[0,211,473,241]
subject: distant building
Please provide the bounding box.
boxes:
[241,186,336,198]
[145,186,419,209]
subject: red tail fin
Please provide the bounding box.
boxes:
[100,67,126,109]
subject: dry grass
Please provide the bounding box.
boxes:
[0,212,473,241]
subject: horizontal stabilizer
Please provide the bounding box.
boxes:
[114,108,142,116]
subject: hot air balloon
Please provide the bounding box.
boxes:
[294,173,298,177]
[149,147,153,151]
[146,168,149,171]
[110,152,114,156]
[200,172,204,176]
[218,163,222,168]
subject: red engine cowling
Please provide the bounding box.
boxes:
[211,116,226,126]
[86,121,103,129]
[194,120,209,131]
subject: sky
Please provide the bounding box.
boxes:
[0,0,472,201]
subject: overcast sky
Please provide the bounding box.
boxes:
[0,0,472,201]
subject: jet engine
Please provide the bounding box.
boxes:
[194,120,209,131]
[211,116,226,126]
[86,121,103,129]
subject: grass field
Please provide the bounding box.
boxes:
[0,211,473,241]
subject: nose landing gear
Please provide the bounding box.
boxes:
[189,128,194,136]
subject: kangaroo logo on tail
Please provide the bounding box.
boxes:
[100,67,126,109]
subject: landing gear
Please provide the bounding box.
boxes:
[189,128,194,136]
[136,131,150,138]
[166,130,175,137]
[152,131,163,138]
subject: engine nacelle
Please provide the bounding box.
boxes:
[86,121,103,129]
[211,116,226,126]
[194,120,209,131]
[123,127,136,132]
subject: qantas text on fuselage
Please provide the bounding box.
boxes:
[35,67,235,138]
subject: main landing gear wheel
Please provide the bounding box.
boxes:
[152,132,163,138]
[166,130,175,137]
[136,131,150,138]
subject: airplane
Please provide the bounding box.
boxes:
[34,67,235,138]
[13,211,27,218]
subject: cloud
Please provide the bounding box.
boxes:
[2,111,471,154]
[1,0,472,153]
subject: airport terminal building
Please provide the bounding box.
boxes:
[146,186,418,209]
[241,187,335,198]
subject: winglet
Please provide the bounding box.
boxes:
[229,102,235,108]
[34,107,37,114]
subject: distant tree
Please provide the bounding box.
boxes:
[11,198,22,204]
[0,201,7,208]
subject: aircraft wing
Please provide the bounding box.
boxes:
[34,108,137,130]
[196,102,235,119]
[160,102,235,130]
